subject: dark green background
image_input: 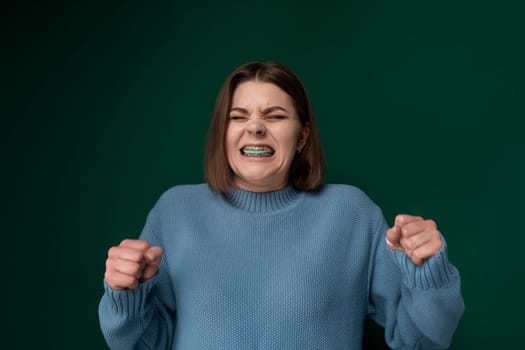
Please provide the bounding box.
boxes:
[5,0,524,348]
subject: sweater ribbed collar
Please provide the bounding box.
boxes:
[224,185,301,213]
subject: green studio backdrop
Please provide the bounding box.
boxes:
[6,0,524,349]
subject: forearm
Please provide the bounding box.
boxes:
[98,276,174,350]
[390,248,464,349]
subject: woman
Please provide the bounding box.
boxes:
[99,61,464,349]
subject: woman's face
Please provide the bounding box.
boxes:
[226,81,309,192]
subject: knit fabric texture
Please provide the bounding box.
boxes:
[99,184,464,349]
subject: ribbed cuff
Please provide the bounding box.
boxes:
[391,244,457,290]
[103,274,159,316]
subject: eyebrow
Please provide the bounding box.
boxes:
[229,106,288,115]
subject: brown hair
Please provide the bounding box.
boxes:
[204,61,325,193]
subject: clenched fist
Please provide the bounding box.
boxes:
[386,214,443,266]
[104,239,163,290]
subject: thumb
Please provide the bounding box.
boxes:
[141,246,163,282]
[386,225,403,251]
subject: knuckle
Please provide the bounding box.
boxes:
[137,240,150,250]
[426,219,437,228]
[120,239,132,246]
[121,239,150,251]
[104,271,116,284]
[107,246,119,257]
[105,258,113,270]
[120,239,139,248]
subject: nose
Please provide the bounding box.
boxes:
[246,119,266,136]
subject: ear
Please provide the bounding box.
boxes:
[297,125,310,152]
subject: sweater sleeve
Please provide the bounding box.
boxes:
[98,210,177,350]
[367,213,465,349]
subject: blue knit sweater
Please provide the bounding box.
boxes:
[99,184,464,349]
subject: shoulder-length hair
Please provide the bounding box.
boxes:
[204,61,325,193]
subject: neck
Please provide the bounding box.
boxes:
[224,185,301,212]
[233,177,288,193]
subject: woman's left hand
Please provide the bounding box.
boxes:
[385,214,443,265]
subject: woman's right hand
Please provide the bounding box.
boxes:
[104,239,163,290]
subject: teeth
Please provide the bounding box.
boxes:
[241,146,275,157]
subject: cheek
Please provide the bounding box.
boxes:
[225,128,237,155]
[280,130,301,151]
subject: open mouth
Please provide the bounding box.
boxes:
[240,146,275,157]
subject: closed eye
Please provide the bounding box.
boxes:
[264,115,287,121]
[229,115,248,121]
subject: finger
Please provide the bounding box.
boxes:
[400,222,440,250]
[107,257,146,278]
[399,219,437,239]
[395,214,424,227]
[104,269,140,290]
[145,246,163,263]
[141,246,163,282]
[108,246,146,263]
[385,226,404,251]
[387,225,402,242]
[399,228,434,256]
[410,238,444,265]
[119,239,151,251]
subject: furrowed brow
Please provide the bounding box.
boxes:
[261,106,288,114]
[229,107,249,114]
